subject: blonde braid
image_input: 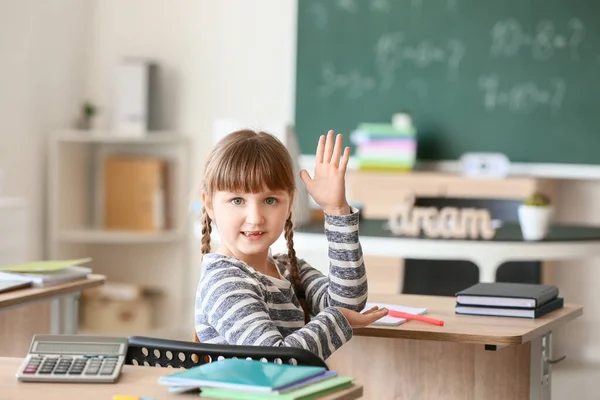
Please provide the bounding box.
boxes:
[285,215,310,323]
[201,206,212,255]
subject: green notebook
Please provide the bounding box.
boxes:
[159,359,327,394]
[0,258,92,272]
[198,376,354,400]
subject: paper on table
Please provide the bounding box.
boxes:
[0,258,92,273]
[365,302,428,326]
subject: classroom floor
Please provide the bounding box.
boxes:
[553,358,600,400]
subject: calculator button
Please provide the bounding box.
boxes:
[100,368,114,375]
[85,368,100,375]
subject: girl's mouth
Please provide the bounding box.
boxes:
[241,231,265,240]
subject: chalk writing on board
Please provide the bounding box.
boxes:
[310,3,328,30]
[319,63,376,99]
[376,33,466,89]
[337,0,358,13]
[490,18,585,61]
[370,0,392,12]
[478,74,566,113]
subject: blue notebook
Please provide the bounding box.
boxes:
[158,359,327,393]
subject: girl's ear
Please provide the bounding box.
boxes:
[201,191,215,220]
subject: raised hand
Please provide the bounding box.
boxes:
[337,306,389,328]
[299,130,351,215]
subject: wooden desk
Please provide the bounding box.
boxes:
[0,357,363,400]
[327,293,583,400]
[0,275,105,356]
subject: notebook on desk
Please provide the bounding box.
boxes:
[366,302,428,326]
[0,279,32,294]
[455,282,559,308]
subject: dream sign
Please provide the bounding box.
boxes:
[388,192,496,240]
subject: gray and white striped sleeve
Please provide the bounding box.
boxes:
[301,208,368,315]
[196,261,352,360]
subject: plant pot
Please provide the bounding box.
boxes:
[518,205,553,241]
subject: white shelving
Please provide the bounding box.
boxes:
[47,130,194,337]
[55,130,187,144]
[57,229,185,244]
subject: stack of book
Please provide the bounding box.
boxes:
[0,258,92,288]
[158,358,353,399]
[455,282,563,318]
[350,119,417,171]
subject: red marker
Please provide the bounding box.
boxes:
[387,310,445,326]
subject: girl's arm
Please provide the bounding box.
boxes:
[195,262,352,360]
[298,130,367,315]
[297,208,368,316]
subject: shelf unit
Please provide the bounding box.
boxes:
[46,130,193,336]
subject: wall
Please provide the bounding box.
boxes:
[0,0,90,259]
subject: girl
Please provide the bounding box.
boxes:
[195,129,388,360]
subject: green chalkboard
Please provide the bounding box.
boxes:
[295,0,600,164]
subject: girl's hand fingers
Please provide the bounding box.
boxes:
[362,306,379,314]
[330,133,343,166]
[363,309,389,325]
[323,130,335,163]
[339,146,351,171]
[315,135,325,164]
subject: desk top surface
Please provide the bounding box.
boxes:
[355,293,583,346]
[0,357,362,400]
[0,274,105,309]
[298,219,600,243]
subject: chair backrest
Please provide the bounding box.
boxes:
[126,336,328,369]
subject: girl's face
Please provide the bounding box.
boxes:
[204,187,292,267]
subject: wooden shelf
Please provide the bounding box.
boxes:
[54,130,187,144]
[57,229,185,244]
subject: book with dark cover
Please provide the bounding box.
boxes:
[455,297,564,319]
[455,282,558,308]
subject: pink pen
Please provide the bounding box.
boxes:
[387,310,444,326]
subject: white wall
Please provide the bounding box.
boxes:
[85,0,297,167]
[0,0,90,259]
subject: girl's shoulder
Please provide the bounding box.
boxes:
[271,253,309,271]
[200,253,256,279]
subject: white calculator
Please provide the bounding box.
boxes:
[16,334,128,383]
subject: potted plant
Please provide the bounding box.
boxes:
[518,192,553,241]
[77,101,97,130]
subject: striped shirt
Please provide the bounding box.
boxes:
[194,209,368,360]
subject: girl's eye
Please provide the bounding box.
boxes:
[265,197,277,205]
[231,198,244,205]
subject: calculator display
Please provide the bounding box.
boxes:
[35,342,121,354]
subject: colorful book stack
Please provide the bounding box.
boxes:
[158,358,353,399]
[455,282,563,319]
[350,116,417,171]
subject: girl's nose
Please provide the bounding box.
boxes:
[246,204,265,225]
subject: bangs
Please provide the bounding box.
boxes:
[206,134,295,194]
